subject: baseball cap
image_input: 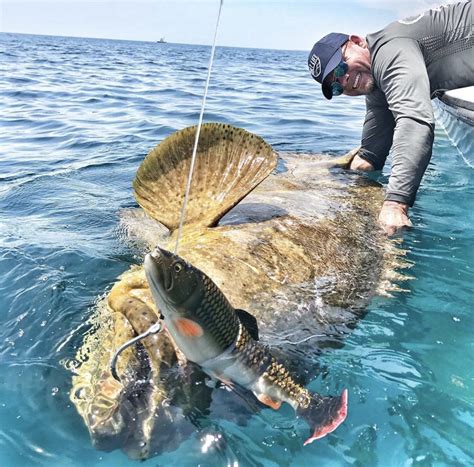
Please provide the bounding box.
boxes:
[308,33,349,100]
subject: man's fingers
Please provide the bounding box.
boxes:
[378,201,412,236]
[380,222,398,236]
[380,222,411,236]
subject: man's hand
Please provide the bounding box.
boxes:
[378,201,412,236]
[349,154,374,171]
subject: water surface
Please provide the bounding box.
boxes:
[1,33,472,466]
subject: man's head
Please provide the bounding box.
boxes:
[308,33,374,99]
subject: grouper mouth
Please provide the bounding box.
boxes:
[144,247,199,308]
[144,248,173,301]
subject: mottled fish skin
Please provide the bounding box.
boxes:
[71,124,406,456]
[144,246,347,444]
[231,324,311,409]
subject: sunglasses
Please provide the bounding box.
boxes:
[330,61,349,96]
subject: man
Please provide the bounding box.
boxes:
[308,1,473,235]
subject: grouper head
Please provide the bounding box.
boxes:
[144,246,240,364]
[144,247,200,311]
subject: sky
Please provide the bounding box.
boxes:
[0,0,459,50]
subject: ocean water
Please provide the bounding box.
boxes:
[1,33,473,466]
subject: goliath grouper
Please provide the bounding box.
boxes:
[70,123,406,458]
[144,246,348,445]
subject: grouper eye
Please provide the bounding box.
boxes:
[173,262,183,273]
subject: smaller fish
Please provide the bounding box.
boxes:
[144,246,348,445]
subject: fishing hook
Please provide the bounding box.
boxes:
[110,321,162,382]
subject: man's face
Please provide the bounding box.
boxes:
[330,35,374,97]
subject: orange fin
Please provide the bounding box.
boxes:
[174,318,204,338]
[256,393,282,410]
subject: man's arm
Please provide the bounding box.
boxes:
[370,38,435,234]
[357,88,395,171]
[374,38,435,206]
[349,87,415,234]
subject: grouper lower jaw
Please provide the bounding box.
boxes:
[145,247,201,310]
[144,246,348,445]
[144,249,175,305]
[144,252,167,310]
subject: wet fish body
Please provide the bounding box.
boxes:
[144,247,348,444]
[70,123,406,458]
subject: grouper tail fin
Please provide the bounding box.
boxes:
[298,389,348,445]
[133,123,277,231]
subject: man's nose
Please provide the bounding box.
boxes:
[338,73,349,86]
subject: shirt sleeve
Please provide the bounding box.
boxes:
[372,37,435,206]
[359,89,395,170]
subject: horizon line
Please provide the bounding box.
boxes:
[1,31,308,53]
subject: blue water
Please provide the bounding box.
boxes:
[1,33,472,466]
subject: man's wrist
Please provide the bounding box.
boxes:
[382,200,409,212]
[350,154,374,171]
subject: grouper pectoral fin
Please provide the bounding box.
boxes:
[133,123,277,231]
[235,309,259,341]
[329,146,360,169]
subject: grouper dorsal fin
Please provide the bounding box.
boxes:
[133,123,277,231]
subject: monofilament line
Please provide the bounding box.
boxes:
[174,0,224,255]
[110,2,224,369]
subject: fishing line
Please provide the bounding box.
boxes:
[110,0,224,380]
[174,0,224,255]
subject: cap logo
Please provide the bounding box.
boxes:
[309,53,321,78]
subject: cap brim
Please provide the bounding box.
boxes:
[321,49,343,100]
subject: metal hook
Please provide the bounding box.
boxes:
[110,321,162,382]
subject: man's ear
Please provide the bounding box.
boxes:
[349,34,368,49]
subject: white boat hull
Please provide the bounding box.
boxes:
[435,86,474,166]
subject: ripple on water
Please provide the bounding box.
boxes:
[0,33,473,466]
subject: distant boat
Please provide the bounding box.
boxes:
[157,37,166,43]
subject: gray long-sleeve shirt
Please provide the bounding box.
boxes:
[360,0,473,206]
